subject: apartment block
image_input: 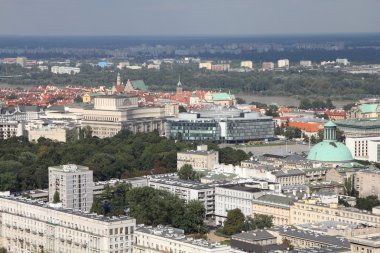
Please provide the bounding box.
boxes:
[133,225,230,253]
[148,178,215,217]
[0,196,136,253]
[354,169,380,198]
[0,121,23,140]
[277,59,289,68]
[48,164,93,212]
[177,145,219,171]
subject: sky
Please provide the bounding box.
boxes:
[0,0,379,36]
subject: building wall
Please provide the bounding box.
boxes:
[48,165,93,212]
[345,137,380,160]
[354,170,380,198]
[177,151,219,171]
[252,200,291,226]
[290,200,380,226]
[0,121,23,140]
[0,197,135,253]
[29,128,67,142]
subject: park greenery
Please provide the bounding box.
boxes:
[91,183,206,234]
[0,130,250,192]
[221,208,273,236]
[1,63,379,100]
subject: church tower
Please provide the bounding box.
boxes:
[116,72,122,87]
[176,74,183,95]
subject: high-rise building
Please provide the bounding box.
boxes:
[277,59,290,68]
[48,164,93,212]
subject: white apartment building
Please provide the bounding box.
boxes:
[199,62,212,70]
[177,145,219,171]
[300,60,312,67]
[148,178,215,217]
[49,164,93,212]
[0,121,23,140]
[277,59,290,68]
[346,136,380,161]
[215,184,269,225]
[133,225,230,253]
[0,196,135,253]
[51,66,80,75]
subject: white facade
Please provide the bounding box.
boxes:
[277,59,290,68]
[134,225,230,253]
[0,196,136,253]
[49,164,93,212]
[240,61,253,69]
[148,178,215,216]
[215,184,267,225]
[336,58,349,66]
[369,140,380,162]
[199,62,212,70]
[300,60,312,67]
[346,137,380,161]
[51,66,80,75]
[0,121,24,140]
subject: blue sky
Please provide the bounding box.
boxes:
[0,0,379,36]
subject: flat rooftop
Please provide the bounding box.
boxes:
[149,178,215,190]
[217,184,264,193]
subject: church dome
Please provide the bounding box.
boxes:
[307,121,353,162]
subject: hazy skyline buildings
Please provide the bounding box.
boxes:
[0,0,379,36]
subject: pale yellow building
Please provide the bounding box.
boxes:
[290,199,380,226]
[0,196,136,253]
[199,62,212,70]
[252,195,295,226]
[240,60,253,69]
[350,233,380,253]
[177,145,219,171]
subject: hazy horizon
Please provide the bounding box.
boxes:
[0,0,379,36]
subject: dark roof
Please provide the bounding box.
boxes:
[218,184,263,193]
[232,230,276,242]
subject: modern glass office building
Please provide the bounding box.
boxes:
[165,109,274,143]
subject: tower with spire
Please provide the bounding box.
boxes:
[176,74,183,95]
[112,72,124,94]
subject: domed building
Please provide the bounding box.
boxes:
[307,121,353,163]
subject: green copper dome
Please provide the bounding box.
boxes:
[307,141,353,162]
[307,120,353,162]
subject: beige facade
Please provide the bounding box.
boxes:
[290,200,380,226]
[0,196,135,253]
[29,128,67,142]
[355,169,380,198]
[133,225,230,253]
[49,164,93,212]
[79,96,166,138]
[164,103,179,117]
[0,121,23,140]
[177,145,219,171]
[252,196,293,226]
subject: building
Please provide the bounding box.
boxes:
[204,92,237,107]
[354,169,380,198]
[51,66,80,75]
[166,110,274,143]
[270,226,351,249]
[79,95,166,138]
[307,121,353,164]
[148,177,215,217]
[29,127,68,142]
[290,199,380,226]
[0,121,23,139]
[16,57,27,67]
[350,233,380,253]
[177,145,219,171]
[252,194,295,226]
[0,196,136,253]
[124,79,148,93]
[262,62,274,70]
[240,61,253,69]
[48,164,93,212]
[133,225,230,253]
[231,230,288,253]
[335,119,380,138]
[215,184,269,225]
[300,60,312,67]
[348,103,380,119]
[272,169,306,186]
[277,59,290,68]
[345,136,380,161]
[211,64,230,72]
[336,58,349,66]
[199,62,212,70]
[82,93,104,103]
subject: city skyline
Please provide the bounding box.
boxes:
[0,0,379,36]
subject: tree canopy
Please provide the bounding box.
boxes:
[223,208,245,236]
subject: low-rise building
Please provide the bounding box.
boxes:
[231,230,288,253]
[215,184,270,225]
[133,225,230,253]
[28,127,68,142]
[177,145,219,171]
[51,66,80,75]
[252,194,295,226]
[0,196,136,253]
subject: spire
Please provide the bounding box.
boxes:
[177,74,182,87]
